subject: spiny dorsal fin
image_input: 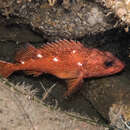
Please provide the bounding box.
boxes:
[15,43,38,63]
[40,40,84,56]
[15,40,85,62]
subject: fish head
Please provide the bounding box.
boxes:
[85,49,125,78]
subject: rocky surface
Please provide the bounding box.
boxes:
[0,78,107,130]
[82,72,130,130]
[0,0,117,41]
[101,0,130,25]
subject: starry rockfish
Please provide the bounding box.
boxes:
[0,40,125,97]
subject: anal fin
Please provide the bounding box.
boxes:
[24,70,43,77]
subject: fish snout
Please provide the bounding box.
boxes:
[115,58,125,71]
[104,51,125,73]
[105,51,125,69]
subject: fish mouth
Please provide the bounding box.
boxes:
[113,57,125,71]
[110,59,125,74]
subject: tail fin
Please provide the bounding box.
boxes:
[0,60,15,78]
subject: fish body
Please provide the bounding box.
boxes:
[0,40,125,97]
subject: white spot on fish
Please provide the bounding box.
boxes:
[21,61,25,64]
[37,54,43,58]
[77,62,82,66]
[53,57,58,62]
[72,50,76,54]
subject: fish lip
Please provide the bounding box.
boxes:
[115,61,125,72]
[121,62,125,69]
[117,60,125,70]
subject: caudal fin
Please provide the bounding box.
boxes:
[0,60,15,78]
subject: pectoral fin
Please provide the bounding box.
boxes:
[24,70,43,77]
[64,73,83,97]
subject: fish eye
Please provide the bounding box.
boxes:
[104,60,114,67]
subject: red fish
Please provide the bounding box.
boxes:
[0,40,125,97]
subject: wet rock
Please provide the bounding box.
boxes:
[99,0,130,25]
[0,0,117,41]
[81,66,130,130]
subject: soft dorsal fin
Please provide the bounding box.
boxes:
[40,40,84,56]
[15,43,38,63]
